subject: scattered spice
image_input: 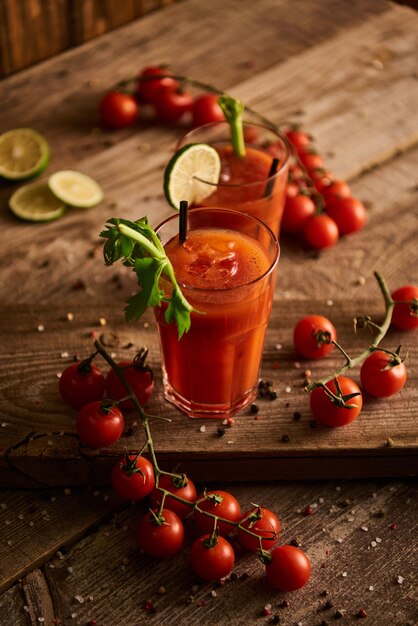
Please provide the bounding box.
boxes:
[144,599,156,613]
[290,538,300,547]
[357,608,368,619]
[281,434,290,443]
[279,600,290,609]
[335,609,346,618]
[261,604,272,616]
[250,403,259,414]
[304,505,314,516]
[389,523,397,530]
[386,437,394,447]
[217,427,226,437]
[293,411,302,421]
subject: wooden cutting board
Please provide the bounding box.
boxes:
[1,298,416,487]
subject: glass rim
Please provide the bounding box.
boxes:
[155,207,280,293]
[178,121,291,189]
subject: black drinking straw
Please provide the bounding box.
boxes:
[179,200,188,243]
[263,157,280,198]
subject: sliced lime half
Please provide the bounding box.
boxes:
[9,182,65,222]
[164,143,221,210]
[48,170,103,208]
[0,128,50,181]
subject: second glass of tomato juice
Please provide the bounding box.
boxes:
[176,121,290,235]
[154,207,279,418]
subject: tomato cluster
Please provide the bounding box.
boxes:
[59,349,154,448]
[99,66,225,130]
[278,128,367,249]
[111,461,311,590]
[293,296,415,427]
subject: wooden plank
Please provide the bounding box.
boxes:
[0,487,123,593]
[1,480,416,625]
[0,0,178,77]
[0,296,416,487]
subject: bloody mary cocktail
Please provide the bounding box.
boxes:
[154,208,279,418]
[177,122,290,235]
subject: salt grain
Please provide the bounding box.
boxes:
[200,425,206,433]
[368,586,374,591]
[0,504,6,509]
[1,422,7,428]
[275,343,282,350]
[74,595,84,604]
[336,486,341,492]
[37,618,45,623]
[361,526,368,532]
[7,540,12,546]
[66,312,74,321]
[342,572,348,577]
[37,325,45,332]
[67,566,74,574]
[29,521,34,527]
[371,541,377,548]
[99,317,107,326]
[376,537,382,543]
[23,605,30,613]
[61,351,69,358]
[326,299,334,306]
[285,386,291,393]
[397,575,404,584]
[5,520,11,525]
[319,498,325,504]
[211,590,217,597]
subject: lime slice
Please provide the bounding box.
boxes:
[164,143,221,209]
[0,128,50,181]
[48,170,103,208]
[9,182,65,222]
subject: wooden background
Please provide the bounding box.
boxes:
[0,0,179,77]
[0,0,417,623]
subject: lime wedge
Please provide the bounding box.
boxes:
[48,170,103,208]
[164,143,221,210]
[9,182,65,222]
[0,128,50,181]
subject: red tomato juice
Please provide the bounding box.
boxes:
[199,144,287,235]
[154,226,277,417]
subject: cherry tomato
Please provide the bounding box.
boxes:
[105,349,154,410]
[243,125,261,144]
[391,286,418,330]
[298,151,324,172]
[281,194,316,234]
[285,182,300,199]
[194,490,241,536]
[190,534,235,581]
[311,169,334,193]
[310,376,362,427]
[288,163,305,181]
[137,66,179,104]
[192,94,225,127]
[285,129,311,151]
[99,91,139,129]
[76,400,124,447]
[325,196,366,235]
[150,474,197,519]
[136,508,184,558]
[111,452,155,501]
[152,87,193,123]
[322,180,351,203]
[304,213,339,249]
[59,360,105,410]
[293,315,336,359]
[265,546,311,591]
[237,507,280,552]
[360,350,407,398]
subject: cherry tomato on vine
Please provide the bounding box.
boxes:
[285,181,300,199]
[288,163,305,181]
[265,546,311,591]
[237,507,280,552]
[150,474,197,519]
[293,315,336,359]
[99,91,139,129]
[105,349,154,410]
[152,87,193,123]
[76,400,124,447]
[391,286,418,330]
[322,180,351,204]
[59,360,105,410]
[325,196,366,235]
[190,534,235,581]
[194,490,241,536]
[192,94,225,127]
[304,213,339,249]
[136,66,179,104]
[360,350,407,398]
[298,150,324,172]
[311,168,334,193]
[111,452,155,501]
[281,194,316,234]
[136,508,184,558]
[285,128,311,151]
[310,376,362,427]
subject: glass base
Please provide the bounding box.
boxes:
[163,377,257,419]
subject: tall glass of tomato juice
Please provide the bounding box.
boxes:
[176,122,290,235]
[154,207,279,418]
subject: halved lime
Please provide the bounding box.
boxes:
[48,170,103,208]
[0,128,50,180]
[9,182,65,222]
[164,143,221,210]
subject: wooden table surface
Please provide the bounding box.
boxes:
[0,0,417,624]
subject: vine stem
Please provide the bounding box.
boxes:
[305,271,394,391]
[94,340,277,543]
